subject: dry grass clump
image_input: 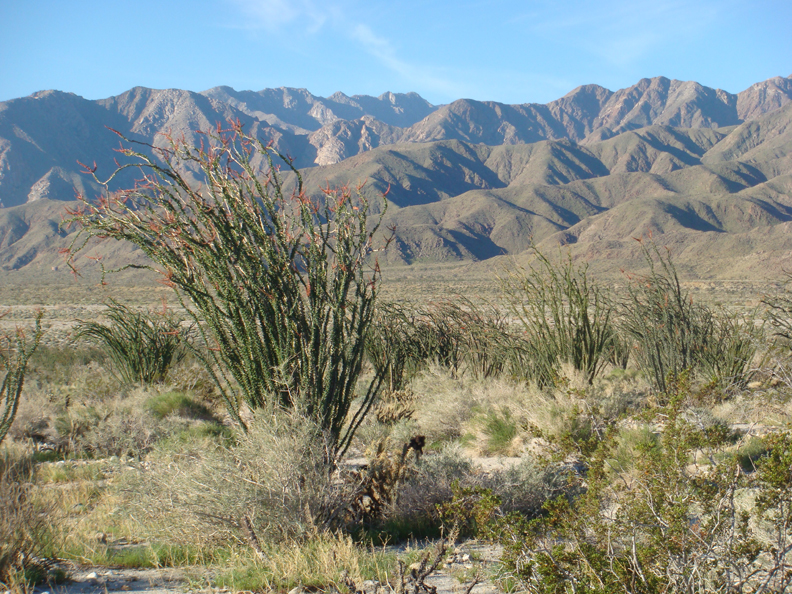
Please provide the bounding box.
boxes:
[124,411,357,548]
[213,533,396,592]
[409,366,536,451]
[10,381,219,458]
[0,447,60,588]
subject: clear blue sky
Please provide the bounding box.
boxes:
[1,0,790,106]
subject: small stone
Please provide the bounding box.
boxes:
[288,588,304,594]
[86,572,99,580]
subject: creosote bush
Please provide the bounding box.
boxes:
[65,123,387,462]
[491,391,792,594]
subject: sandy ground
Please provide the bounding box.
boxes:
[30,567,191,594]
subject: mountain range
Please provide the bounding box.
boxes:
[1,74,792,283]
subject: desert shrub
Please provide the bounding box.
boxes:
[213,533,396,593]
[53,395,162,457]
[125,411,356,547]
[66,125,386,462]
[736,436,770,472]
[381,443,474,537]
[435,459,577,540]
[0,311,43,446]
[0,449,59,588]
[499,394,792,594]
[74,300,188,386]
[608,425,660,473]
[26,344,107,386]
[476,458,575,522]
[408,366,535,446]
[501,249,620,385]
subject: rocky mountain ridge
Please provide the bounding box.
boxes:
[1,74,792,282]
[2,75,791,210]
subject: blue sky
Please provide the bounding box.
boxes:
[1,0,790,106]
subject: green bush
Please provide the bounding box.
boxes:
[65,125,387,462]
[74,300,187,386]
[481,407,518,455]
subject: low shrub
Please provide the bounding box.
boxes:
[499,396,792,593]
[379,443,474,540]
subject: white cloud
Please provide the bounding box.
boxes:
[226,0,328,32]
[515,0,726,68]
[226,0,464,99]
[351,23,464,97]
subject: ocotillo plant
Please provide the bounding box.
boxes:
[0,311,43,446]
[74,300,187,385]
[624,242,759,395]
[64,122,387,463]
[500,249,618,385]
